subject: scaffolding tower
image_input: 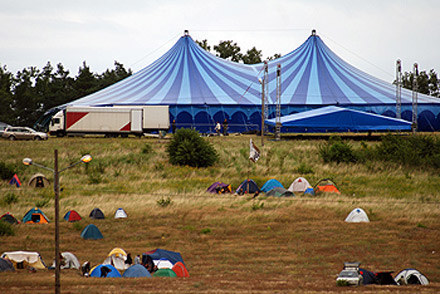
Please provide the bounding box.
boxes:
[396,59,402,119]
[412,63,418,133]
[275,63,282,140]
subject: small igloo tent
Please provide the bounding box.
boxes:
[394,268,429,285]
[345,208,370,223]
[28,173,50,188]
[114,208,127,219]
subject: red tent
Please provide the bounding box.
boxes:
[63,210,82,222]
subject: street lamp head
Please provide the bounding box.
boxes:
[80,154,92,163]
[23,158,33,166]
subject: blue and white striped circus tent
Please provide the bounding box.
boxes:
[65,30,440,132]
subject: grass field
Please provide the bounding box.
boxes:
[0,134,440,293]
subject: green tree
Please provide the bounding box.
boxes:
[400,68,439,98]
[0,65,14,124]
[214,40,242,62]
[241,47,262,64]
[196,39,211,52]
[267,53,282,61]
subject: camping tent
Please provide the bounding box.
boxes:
[304,186,315,196]
[89,264,121,278]
[80,224,103,240]
[8,174,21,187]
[266,187,294,197]
[394,269,429,285]
[207,182,232,194]
[153,268,177,277]
[266,106,412,132]
[64,210,82,222]
[261,179,284,193]
[1,251,46,269]
[123,264,151,278]
[0,212,19,224]
[235,179,260,195]
[314,178,340,194]
[359,268,378,285]
[155,258,174,269]
[50,252,81,270]
[53,31,440,133]
[114,208,128,219]
[28,173,50,188]
[345,208,370,223]
[172,261,189,277]
[103,248,128,270]
[288,177,311,193]
[89,208,105,219]
[144,248,185,266]
[0,258,14,272]
[22,207,50,224]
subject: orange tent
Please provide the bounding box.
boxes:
[172,262,189,277]
[314,178,341,194]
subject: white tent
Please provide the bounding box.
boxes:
[50,252,80,269]
[395,269,429,285]
[103,247,128,270]
[288,177,311,193]
[1,251,46,269]
[344,208,370,223]
[114,208,127,219]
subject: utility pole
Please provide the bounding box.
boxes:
[260,61,268,146]
[54,149,60,294]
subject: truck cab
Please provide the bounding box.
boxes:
[49,110,65,136]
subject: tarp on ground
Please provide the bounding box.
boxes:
[123,264,151,278]
[261,179,284,193]
[266,106,412,132]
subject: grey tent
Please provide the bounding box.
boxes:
[0,258,14,272]
[266,187,294,197]
[394,269,429,285]
[28,173,50,188]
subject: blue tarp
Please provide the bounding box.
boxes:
[266,106,412,132]
[261,179,284,192]
[57,31,440,132]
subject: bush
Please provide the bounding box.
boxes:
[141,143,154,155]
[167,128,218,167]
[157,197,172,207]
[2,192,18,206]
[318,137,358,164]
[0,162,15,180]
[0,221,15,236]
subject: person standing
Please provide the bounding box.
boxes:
[223,119,228,136]
[215,122,221,136]
[172,120,176,134]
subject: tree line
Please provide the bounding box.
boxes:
[1,39,439,129]
[0,61,132,127]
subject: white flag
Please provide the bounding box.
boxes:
[249,139,260,163]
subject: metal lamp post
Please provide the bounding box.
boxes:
[23,151,92,294]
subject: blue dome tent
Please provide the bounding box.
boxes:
[58,30,440,132]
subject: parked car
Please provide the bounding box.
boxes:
[336,262,363,286]
[2,127,48,141]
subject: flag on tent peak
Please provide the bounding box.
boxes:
[249,139,260,163]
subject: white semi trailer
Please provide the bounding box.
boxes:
[49,106,169,137]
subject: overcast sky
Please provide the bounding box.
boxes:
[1,0,439,83]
